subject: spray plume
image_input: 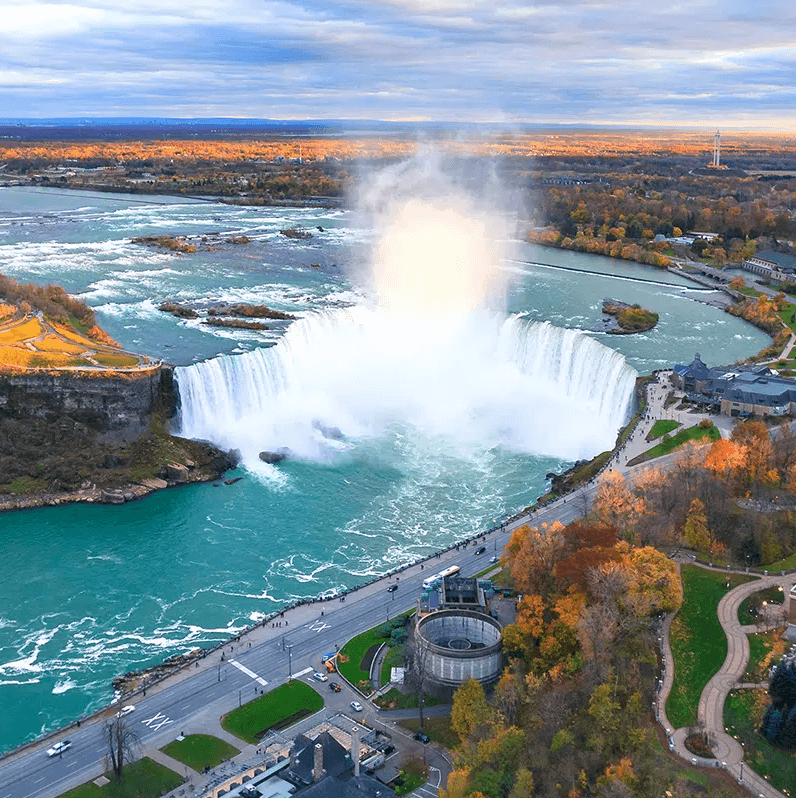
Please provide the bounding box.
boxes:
[176,151,636,470]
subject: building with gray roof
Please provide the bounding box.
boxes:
[742,249,796,284]
[673,353,796,417]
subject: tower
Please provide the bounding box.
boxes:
[712,130,721,168]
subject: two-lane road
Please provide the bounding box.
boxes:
[0,528,516,798]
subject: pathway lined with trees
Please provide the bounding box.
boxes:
[658,563,794,798]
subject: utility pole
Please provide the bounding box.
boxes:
[287,644,293,679]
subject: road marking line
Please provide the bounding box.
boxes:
[293,666,313,678]
[229,659,268,686]
[141,711,175,730]
[308,620,330,633]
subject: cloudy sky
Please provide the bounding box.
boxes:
[2,0,795,126]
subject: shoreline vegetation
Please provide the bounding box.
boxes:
[601,298,659,334]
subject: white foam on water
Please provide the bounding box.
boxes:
[52,678,77,695]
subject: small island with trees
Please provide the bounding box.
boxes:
[601,299,659,334]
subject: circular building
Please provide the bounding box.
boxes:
[415,609,502,689]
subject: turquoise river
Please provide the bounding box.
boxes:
[0,185,769,753]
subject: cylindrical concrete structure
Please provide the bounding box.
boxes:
[416,609,502,688]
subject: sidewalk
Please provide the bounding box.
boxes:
[657,563,795,798]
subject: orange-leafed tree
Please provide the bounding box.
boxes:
[592,471,645,540]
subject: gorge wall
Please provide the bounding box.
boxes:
[0,364,176,439]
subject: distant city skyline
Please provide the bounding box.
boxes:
[2,0,796,127]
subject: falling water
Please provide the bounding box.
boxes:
[175,309,637,466]
[176,152,636,470]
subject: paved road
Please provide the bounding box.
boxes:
[0,535,497,798]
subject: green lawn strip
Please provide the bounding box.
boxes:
[338,610,413,692]
[473,565,500,579]
[725,689,796,794]
[764,551,796,571]
[738,285,765,298]
[58,758,183,798]
[744,630,782,682]
[647,419,681,440]
[375,687,444,711]
[221,681,323,745]
[380,643,406,686]
[161,734,239,772]
[667,565,756,728]
[779,305,796,334]
[398,715,459,750]
[632,423,721,465]
[737,586,786,625]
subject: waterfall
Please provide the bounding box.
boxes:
[175,307,637,467]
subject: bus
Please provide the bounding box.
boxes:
[422,564,460,591]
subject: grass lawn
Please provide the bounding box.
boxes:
[221,681,323,745]
[393,760,428,797]
[381,643,405,686]
[667,565,756,728]
[647,419,681,441]
[338,611,413,692]
[161,734,239,772]
[764,551,796,571]
[375,687,444,711]
[634,423,721,464]
[745,629,786,682]
[725,689,796,794]
[398,715,459,750]
[58,757,182,798]
[737,586,786,625]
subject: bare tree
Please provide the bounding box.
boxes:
[404,627,434,731]
[105,705,139,784]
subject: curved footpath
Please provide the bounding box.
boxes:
[657,564,795,798]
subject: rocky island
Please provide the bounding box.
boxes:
[159,300,296,330]
[0,273,234,510]
[601,298,659,334]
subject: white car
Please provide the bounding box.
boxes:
[350,701,363,712]
[46,740,72,757]
[312,671,328,682]
[115,704,135,718]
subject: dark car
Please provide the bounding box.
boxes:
[381,744,396,756]
[387,584,398,593]
[329,681,342,692]
[474,546,486,555]
[413,732,430,744]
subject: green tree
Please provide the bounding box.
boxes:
[508,768,534,798]
[451,678,491,743]
[760,527,783,565]
[683,498,711,552]
[589,680,621,733]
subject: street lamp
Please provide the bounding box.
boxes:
[287,644,293,679]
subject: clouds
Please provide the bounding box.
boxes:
[1,0,795,123]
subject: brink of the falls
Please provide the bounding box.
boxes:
[175,308,637,468]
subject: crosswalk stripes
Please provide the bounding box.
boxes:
[229,658,268,686]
